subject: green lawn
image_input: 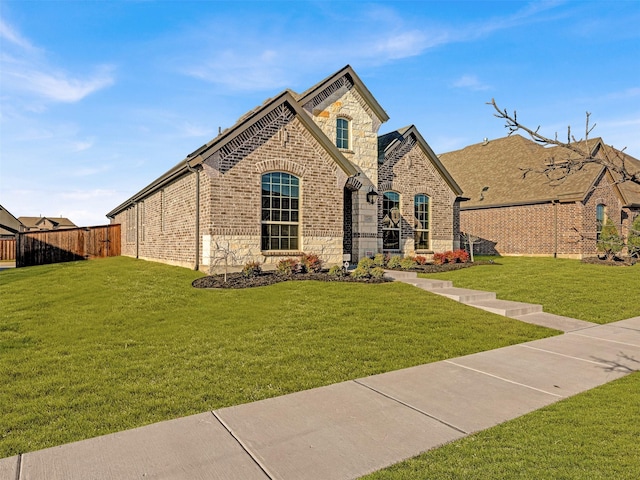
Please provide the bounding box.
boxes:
[364,255,640,480]
[420,256,640,323]
[362,372,640,480]
[0,256,555,457]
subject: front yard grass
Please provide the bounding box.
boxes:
[363,371,640,480]
[420,256,640,323]
[0,256,555,457]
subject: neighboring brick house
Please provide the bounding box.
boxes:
[18,216,77,232]
[439,135,640,258]
[107,65,463,270]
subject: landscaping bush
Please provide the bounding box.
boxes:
[414,255,428,265]
[400,256,417,270]
[370,267,386,279]
[358,257,375,270]
[276,258,299,276]
[387,255,402,269]
[350,266,370,279]
[241,261,262,278]
[372,253,387,267]
[597,219,623,259]
[301,253,324,273]
[434,249,470,265]
[628,215,640,258]
[328,265,346,277]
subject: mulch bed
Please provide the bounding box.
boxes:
[581,256,637,266]
[192,261,497,289]
[192,271,392,289]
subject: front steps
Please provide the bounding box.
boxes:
[384,270,597,332]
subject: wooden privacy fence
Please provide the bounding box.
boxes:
[0,239,16,261]
[16,224,121,268]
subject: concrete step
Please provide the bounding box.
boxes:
[383,270,417,280]
[513,312,597,332]
[406,278,454,290]
[466,299,542,317]
[429,287,496,303]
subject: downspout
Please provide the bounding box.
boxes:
[553,199,558,258]
[135,202,139,259]
[186,163,200,271]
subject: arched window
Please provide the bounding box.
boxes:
[382,191,400,250]
[414,194,430,250]
[261,172,300,251]
[336,117,349,149]
[596,204,605,240]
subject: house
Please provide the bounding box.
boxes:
[107,65,463,270]
[0,205,24,239]
[18,216,77,232]
[439,135,640,258]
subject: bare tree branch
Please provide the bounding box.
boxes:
[488,99,640,187]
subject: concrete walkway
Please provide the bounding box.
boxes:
[3,275,639,480]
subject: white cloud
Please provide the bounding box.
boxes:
[453,74,491,91]
[0,18,115,105]
[0,17,35,50]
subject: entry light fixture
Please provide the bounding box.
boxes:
[366,187,379,204]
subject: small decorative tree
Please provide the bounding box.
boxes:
[597,219,623,260]
[461,232,481,263]
[627,216,640,258]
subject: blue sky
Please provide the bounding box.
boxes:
[1,0,639,226]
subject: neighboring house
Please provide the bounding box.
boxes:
[107,65,463,270]
[439,135,640,258]
[18,216,77,232]
[0,205,24,238]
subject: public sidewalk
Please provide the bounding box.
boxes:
[2,277,639,479]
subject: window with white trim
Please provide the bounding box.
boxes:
[414,194,430,250]
[336,117,349,149]
[596,204,605,240]
[261,172,300,250]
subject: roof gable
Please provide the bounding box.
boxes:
[296,65,389,124]
[379,125,463,196]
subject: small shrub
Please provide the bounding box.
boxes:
[372,253,387,267]
[370,267,385,279]
[358,257,375,270]
[433,252,445,265]
[453,249,470,263]
[444,250,457,263]
[276,258,299,276]
[328,265,346,277]
[387,255,402,269]
[350,266,370,279]
[400,256,417,270]
[597,219,623,259]
[301,253,324,273]
[626,216,640,258]
[241,261,262,278]
[414,255,427,265]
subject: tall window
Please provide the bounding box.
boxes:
[382,191,401,250]
[336,118,349,149]
[596,204,605,240]
[414,194,430,250]
[261,172,300,250]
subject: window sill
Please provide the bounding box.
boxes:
[415,250,434,254]
[338,148,354,154]
[262,250,304,256]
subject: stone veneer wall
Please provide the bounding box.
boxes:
[304,82,381,186]
[378,138,458,256]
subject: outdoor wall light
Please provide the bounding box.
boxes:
[366,187,379,204]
